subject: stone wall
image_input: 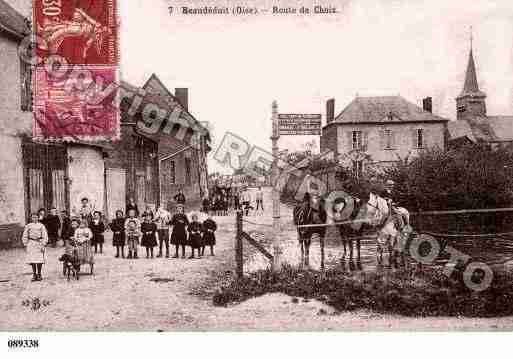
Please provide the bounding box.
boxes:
[0,21,33,247]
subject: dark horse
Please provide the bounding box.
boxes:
[293,193,327,268]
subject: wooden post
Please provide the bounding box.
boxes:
[235,210,243,278]
[270,101,281,271]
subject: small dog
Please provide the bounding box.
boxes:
[59,254,80,281]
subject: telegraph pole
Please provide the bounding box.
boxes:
[271,100,281,271]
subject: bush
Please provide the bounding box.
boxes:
[384,144,513,211]
[212,265,513,317]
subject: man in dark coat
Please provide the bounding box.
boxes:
[174,190,186,206]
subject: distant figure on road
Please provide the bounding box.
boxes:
[241,188,251,216]
[255,187,264,211]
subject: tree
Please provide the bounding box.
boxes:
[383,144,513,211]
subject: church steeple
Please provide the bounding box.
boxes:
[456,28,487,121]
[460,48,480,96]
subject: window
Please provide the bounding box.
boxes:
[20,55,32,112]
[352,160,363,178]
[169,161,175,184]
[384,130,393,149]
[457,105,466,113]
[352,131,362,150]
[416,129,424,148]
[185,158,191,185]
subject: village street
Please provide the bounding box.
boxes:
[1,187,513,331]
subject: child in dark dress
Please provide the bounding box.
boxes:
[141,213,158,258]
[202,215,217,256]
[90,211,105,254]
[110,210,126,258]
[60,210,72,247]
[187,213,203,259]
[45,207,61,247]
[170,204,189,258]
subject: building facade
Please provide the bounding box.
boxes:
[0,1,210,246]
[320,95,449,175]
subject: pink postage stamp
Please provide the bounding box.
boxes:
[33,66,119,141]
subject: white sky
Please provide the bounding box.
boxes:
[120,0,513,174]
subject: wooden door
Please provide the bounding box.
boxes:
[22,140,68,219]
[136,172,146,214]
[106,168,126,220]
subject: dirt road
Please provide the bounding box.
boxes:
[1,187,513,330]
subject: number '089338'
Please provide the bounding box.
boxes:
[7,339,39,348]
[42,0,62,16]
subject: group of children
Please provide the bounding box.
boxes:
[110,204,218,260]
[21,199,219,282]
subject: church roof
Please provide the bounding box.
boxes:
[448,116,513,143]
[0,0,29,40]
[458,48,486,98]
[331,95,448,124]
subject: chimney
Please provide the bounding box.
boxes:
[422,97,432,113]
[326,98,335,123]
[175,88,188,111]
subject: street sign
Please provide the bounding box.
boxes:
[278,114,322,135]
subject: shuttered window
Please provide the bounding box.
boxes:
[381,129,395,149]
[352,131,362,150]
[185,158,191,185]
[412,128,424,149]
[352,160,363,178]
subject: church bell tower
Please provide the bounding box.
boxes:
[456,31,487,121]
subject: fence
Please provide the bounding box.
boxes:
[235,210,274,278]
[233,205,513,276]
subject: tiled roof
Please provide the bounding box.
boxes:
[448,116,513,143]
[446,120,476,142]
[332,95,448,124]
[0,0,29,40]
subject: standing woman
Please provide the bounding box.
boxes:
[170,204,189,258]
[126,197,139,218]
[110,210,126,258]
[90,211,105,254]
[22,213,49,281]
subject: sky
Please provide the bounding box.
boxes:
[119,0,513,174]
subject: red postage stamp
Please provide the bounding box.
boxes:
[33,66,119,141]
[34,0,118,65]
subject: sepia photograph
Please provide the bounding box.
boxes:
[1,0,513,356]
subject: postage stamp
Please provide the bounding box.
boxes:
[34,0,118,65]
[33,65,119,141]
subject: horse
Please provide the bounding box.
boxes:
[293,195,327,268]
[331,192,412,268]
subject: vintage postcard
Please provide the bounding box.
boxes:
[2,0,513,354]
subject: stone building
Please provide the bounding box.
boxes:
[447,44,513,148]
[104,75,210,218]
[0,1,210,246]
[0,0,107,246]
[320,95,449,176]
